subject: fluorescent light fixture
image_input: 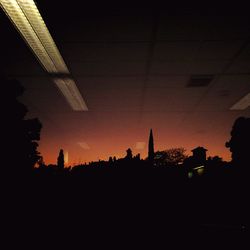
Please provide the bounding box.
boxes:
[0,0,88,111]
[0,0,68,73]
[54,78,88,111]
[78,142,90,150]
[230,93,250,110]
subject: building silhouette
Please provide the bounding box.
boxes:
[191,147,207,166]
[125,148,133,160]
[184,146,208,176]
[148,129,154,163]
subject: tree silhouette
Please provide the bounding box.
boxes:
[57,149,64,169]
[154,148,187,166]
[2,77,42,173]
[226,116,250,169]
[148,129,154,163]
[108,156,113,164]
[37,156,46,168]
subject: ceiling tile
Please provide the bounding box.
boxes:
[69,61,146,76]
[147,76,190,88]
[143,87,205,112]
[62,42,150,62]
[196,41,244,60]
[153,41,200,61]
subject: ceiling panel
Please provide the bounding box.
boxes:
[62,42,150,62]
[157,15,250,41]
[143,87,206,112]
[146,76,190,88]
[15,76,54,90]
[226,59,250,74]
[190,60,229,75]
[75,76,144,94]
[150,60,227,75]
[74,76,143,112]
[196,75,250,111]
[20,87,73,114]
[52,16,153,43]
[237,43,250,60]
[153,41,200,61]
[69,61,147,76]
[196,40,244,60]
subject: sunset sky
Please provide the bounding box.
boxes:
[1,2,250,165]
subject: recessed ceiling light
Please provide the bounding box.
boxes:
[230,93,250,110]
[0,0,88,111]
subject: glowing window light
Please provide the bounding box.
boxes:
[230,93,250,110]
[193,166,204,170]
[197,168,204,176]
[54,78,88,111]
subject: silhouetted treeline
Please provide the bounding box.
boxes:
[2,77,42,175]
[34,146,228,180]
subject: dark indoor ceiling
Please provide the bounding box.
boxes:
[1,2,250,164]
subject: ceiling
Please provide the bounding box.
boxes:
[1,2,250,164]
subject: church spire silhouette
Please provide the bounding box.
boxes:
[148,129,154,163]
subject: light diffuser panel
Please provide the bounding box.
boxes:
[0,0,57,73]
[54,78,88,111]
[16,0,69,73]
[0,0,88,111]
[230,93,250,110]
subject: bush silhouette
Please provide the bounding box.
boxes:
[2,77,42,173]
[226,116,250,169]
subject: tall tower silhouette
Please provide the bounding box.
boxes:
[148,129,154,163]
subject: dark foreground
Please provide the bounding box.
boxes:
[3,166,248,248]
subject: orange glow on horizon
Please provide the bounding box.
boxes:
[39,132,232,166]
[37,108,235,166]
